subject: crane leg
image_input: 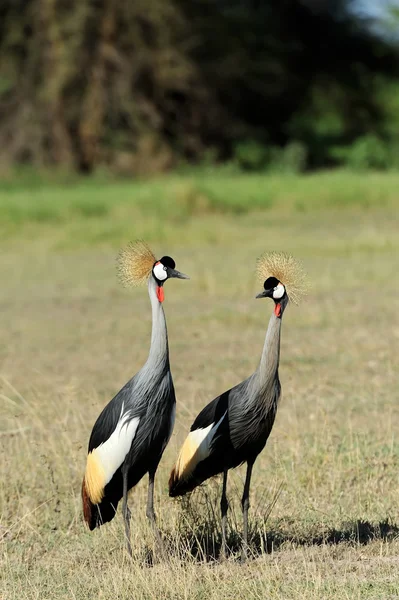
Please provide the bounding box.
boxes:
[241,460,254,563]
[220,469,229,560]
[146,469,165,558]
[122,469,132,557]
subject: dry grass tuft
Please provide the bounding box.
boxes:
[117,240,156,287]
[256,251,308,304]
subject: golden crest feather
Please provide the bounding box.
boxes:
[117,240,156,287]
[256,251,308,304]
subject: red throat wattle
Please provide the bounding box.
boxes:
[274,303,281,317]
[156,286,164,303]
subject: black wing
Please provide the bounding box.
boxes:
[190,374,252,432]
[88,380,135,452]
[190,389,230,432]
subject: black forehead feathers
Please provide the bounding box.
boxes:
[159,256,175,269]
[264,276,280,290]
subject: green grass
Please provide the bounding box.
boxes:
[1,168,399,248]
[1,170,399,599]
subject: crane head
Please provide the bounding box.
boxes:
[256,251,308,306]
[256,277,287,317]
[152,256,189,302]
[117,241,189,297]
[256,277,286,300]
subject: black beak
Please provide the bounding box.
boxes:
[256,289,271,299]
[169,268,190,280]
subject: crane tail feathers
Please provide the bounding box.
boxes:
[82,478,96,530]
[82,478,119,530]
[168,465,193,497]
[169,459,202,497]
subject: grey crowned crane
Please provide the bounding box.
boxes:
[82,241,189,555]
[169,252,306,561]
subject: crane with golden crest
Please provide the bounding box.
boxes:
[82,241,189,555]
[169,251,307,561]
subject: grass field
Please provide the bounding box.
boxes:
[1,170,399,599]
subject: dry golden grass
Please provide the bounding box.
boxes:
[1,198,399,599]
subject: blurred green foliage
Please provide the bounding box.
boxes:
[0,0,399,174]
[233,140,308,173]
[330,135,389,170]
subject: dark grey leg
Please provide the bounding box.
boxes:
[122,469,132,557]
[241,461,254,563]
[220,469,229,559]
[146,469,165,557]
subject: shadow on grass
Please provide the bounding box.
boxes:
[167,517,399,563]
[167,487,399,562]
[265,518,399,550]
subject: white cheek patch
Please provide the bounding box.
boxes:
[153,262,167,281]
[272,282,285,299]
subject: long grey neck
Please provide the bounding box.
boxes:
[255,295,289,391]
[145,276,169,370]
[257,312,282,388]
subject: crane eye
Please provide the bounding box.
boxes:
[164,266,167,271]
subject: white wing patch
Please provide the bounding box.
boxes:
[175,411,226,479]
[84,404,140,504]
[95,405,140,485]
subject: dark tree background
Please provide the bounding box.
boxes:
[0,0,398,173]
